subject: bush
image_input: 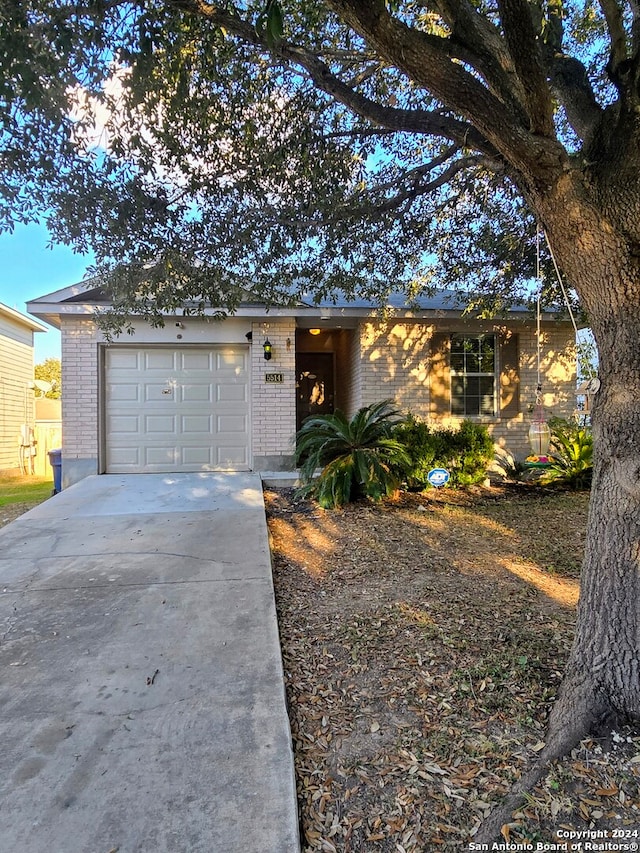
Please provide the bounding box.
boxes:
[295,400,410,508]
[394,415,494,488]
[541,417,593,489]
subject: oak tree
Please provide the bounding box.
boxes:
[2,0,639,837]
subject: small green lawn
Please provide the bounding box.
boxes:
[0,472,54,507]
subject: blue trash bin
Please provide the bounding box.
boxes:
[48,448,62,494]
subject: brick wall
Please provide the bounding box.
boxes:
[354,319,576,459]
[60,317,102,484]
[358,321,433,415]
[497,321,576,455]
[251,319,297,469]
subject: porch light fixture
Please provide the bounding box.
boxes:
[309,328,321,335]
[263,339,273,360]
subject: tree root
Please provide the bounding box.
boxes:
[472,690,600,844]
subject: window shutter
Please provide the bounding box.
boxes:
[500,331,520,418]
[429,332,451,418]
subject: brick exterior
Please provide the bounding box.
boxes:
[56,312,576,484]
[350,319,576,458]
[250,319,297,468]
[60,317,101,484]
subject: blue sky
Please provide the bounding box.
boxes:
[0,223,91,363]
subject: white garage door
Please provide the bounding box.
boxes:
[105,347,250,473]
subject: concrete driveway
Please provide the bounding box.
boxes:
[0,473,300,853]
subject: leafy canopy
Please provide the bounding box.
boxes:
[34,357,62,398]
[0,0,624,327]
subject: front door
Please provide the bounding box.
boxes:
[296,352,335,430]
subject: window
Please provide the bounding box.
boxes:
[450,334,497,416]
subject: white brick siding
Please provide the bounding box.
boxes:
[251,319,297,467]
[352,319,576,459]
[60,317,102,482]
[56,311,576,484]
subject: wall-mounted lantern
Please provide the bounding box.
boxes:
[263,339,273,360]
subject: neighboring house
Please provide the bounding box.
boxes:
[0,302,48,473]
[27,283,577,489]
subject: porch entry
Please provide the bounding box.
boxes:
[296,352,335,430]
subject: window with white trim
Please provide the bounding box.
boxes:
[450,334,497,416]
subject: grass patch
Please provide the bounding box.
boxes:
[0,471,54,507]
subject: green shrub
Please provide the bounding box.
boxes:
[394,415,494,488]
[295,400,410,508]
[541,417,593,489]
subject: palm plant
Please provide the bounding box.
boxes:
[295,400,410,508]
[541,418,593,489]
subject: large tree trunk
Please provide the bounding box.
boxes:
[477,175,640,842]
[538,177,640,752]
[544,329,640,750]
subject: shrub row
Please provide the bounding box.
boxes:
[295,401,494,507]
[295,402,594,508]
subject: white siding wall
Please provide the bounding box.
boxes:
[0,317,36,471]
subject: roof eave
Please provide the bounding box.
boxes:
[0,302,49,332]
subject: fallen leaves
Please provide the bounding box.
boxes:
[266,487,640,851]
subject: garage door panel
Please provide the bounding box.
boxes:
[216,383,247,403]
[182,415,212,433]
[144,382,176,402]
[181,446,214,465]
[181,351,212,370]
[109,383,140,402]
[181,384,212,403]
[144,446,179,465]
[105,346,250,473]
[217,445,249,466]
[216,414,247,434]
[109,350,141,370]
[145,415,177,433]
[217,351,246,370]
[144,351,176,370]
[108,415,140,434]
[109,447,140,466]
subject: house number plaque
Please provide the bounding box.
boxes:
[265,373,284,383]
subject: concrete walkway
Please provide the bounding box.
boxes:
[0,473,300,853]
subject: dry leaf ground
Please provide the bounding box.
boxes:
[265,485,640,851]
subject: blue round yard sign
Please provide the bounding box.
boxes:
[427,467,450,488]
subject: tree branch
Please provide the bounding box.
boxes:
[288,152,499,227]
[433,0,529,121]
[631,0,640,55]
[598,0,628,77]
[166,0,498,155]
[549,54,604,144]
[495,0,555,135]
[326,0,566,183]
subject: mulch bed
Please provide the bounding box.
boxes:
[265,485,640,851]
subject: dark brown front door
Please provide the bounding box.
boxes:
[296,352,335,429]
